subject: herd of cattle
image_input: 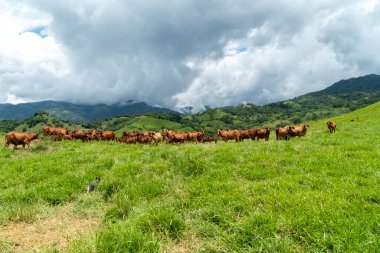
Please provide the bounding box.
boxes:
[3,122,337,149]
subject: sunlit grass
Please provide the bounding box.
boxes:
[0,102,379,252]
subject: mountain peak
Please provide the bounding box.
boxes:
[322,74,380,93]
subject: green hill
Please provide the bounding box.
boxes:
[0,102,379,252]
[101,115,185,135]
[0,111,188,135]
[0,101,177,122]
[0,111,81,134]
[323,74,380,93]
[187,74,380,131]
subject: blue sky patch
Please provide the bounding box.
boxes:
[236,47,247,53]
[23,26,48,38]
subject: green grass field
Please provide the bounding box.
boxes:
[0,102,379,252]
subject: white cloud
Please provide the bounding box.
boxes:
[0,0,379,111]
[0,1,70,104]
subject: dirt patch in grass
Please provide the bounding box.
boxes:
[0,203,100,252]
[161,232,202,253]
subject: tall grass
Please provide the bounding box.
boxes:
[0,102,380,252]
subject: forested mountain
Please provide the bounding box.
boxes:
[182,74,380,133]
[322,74,380,93]
[0,101,177,122]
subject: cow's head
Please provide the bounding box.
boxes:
[288,126,295,134]
[30,133,39,141]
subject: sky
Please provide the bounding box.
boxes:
[0,0,379,112]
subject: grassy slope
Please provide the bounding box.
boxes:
[108,115,185,135]
[0,102,379,252]
[12,112,82,134]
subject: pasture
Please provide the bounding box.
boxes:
[0,102,379,252]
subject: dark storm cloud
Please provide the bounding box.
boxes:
[29,0,273,106]
[1,1,379,110]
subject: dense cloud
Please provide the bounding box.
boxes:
[0,1,379,111]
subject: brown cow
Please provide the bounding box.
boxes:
[42,126,69,136]
[4,132,39,149]
[57,127,69,135]
[71,130,88,142]
[239,129,258,141]
[50,134,62,141]
[162,129,187,144]
[162,128,174,141]
[290,124,309,138]
[187,130,204,143]
[239,130,251,141]
[124,136,138,144]
[187,131,198,143]
[98,130,115,141]
[139,135,153,144]
[166,132,188,144]
[87,129,100,141]
[276,126,293,140]
[255,127,272,141]
[42,126,52,136]
[122,131,139,138]
[217,129,240,142]
[149,132,163,145]
[197,130,205,143]
[202,136,218,143]
[166,136,187,144]
[62,134,73,141]
[327,121,336,133]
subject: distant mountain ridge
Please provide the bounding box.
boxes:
[0,101,177,122]
[322,74,380,93]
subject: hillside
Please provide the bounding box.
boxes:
[0,111,82,134]
[322,74,380,93]
[0,100,177,122]
[0,102,379,252]
[188,74,380,131]
[0,111,188,135]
